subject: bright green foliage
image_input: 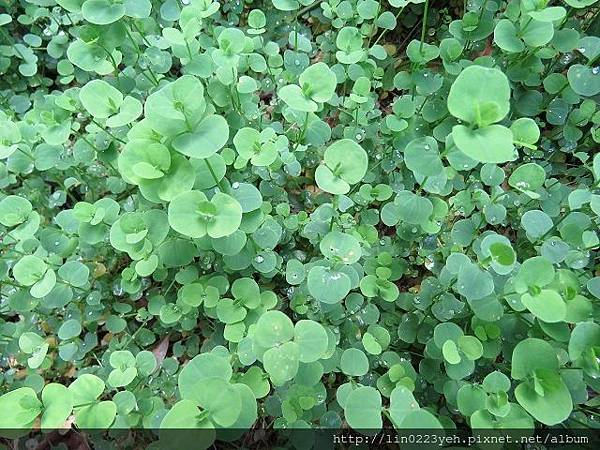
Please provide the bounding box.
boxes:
[1,0,599,445]
[315,139,368,194]
[168,190,243,239]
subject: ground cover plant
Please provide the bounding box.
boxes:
[0,0,600,447]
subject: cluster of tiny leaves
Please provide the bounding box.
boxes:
[1,0,600,446]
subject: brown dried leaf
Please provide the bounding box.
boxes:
[152,335,170,369]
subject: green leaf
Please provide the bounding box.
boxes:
[509,163,546,195]
[74,401,117,428]
[320,231,362,264]
[316,139,368,194]
[58,318,82,340]
[567,64,600,97]
[254,310,295,348]
[457,385,487,416]
[172,115,230,159]
[68,374,103,403]
[404,137,444,176]
[511,338,558,380]
[515,369,573,425]
[294,320,328,363]
[456,263,495,300]
[457,335,484,360]
[511,118,540,147]
[178,353,232,399]
[144,75,206,135]
[452,125,516,164]
[278,85,317,112]
[168,191,242,239]
[263,342,300,385]
[388,386,420,426]
[529,7,567,22]
[81,0,125,25]
[13,255,48,286]
[442,340,461,364]
[521,210,553,240]
[159,398,212,427]
[79,79,123,119]
[41,383,73,429]
[398,409,443,429]
[307,266,351,304]
[299,62,337,103]
[340,348,369,376]
[448,66,511,126]
[0,387,42,428]
[344,386,382,430]
[521,290,567,323]
[189,377,242,426]
[514,256,555,292]
[521,18,554,47]
[0,195,32,227]
[494,19,524,53]
[272,0,300,11]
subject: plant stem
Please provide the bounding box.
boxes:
[204,158,222,189]
[130,20,152,47]
[419,0,430,53]
[298,0,325,17]
[90,119,126,144]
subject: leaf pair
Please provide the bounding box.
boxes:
[448,65,517,164]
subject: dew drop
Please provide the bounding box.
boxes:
[232,182,240,189]
[255,255,264,263]
[560,53,574,64]
[112,284,124,296]
[592,66,600,75]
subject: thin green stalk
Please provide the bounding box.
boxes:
[90,119,127,144]
[373,6,405,47]
[130,20,152,47]
[204,159,222,190]
[298,0,325,17]
[419,0,430,53]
